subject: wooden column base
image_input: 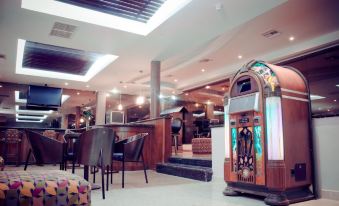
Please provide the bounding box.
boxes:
[223,183,314,206]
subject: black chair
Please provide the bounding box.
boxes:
[112,133,149,188]
[63,132,81,174]
[171,118,182,154]
[24,130,64,170]
[77,128,115,199]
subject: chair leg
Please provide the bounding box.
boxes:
[141,154,148,184]
[24,149,31,171]
[122,159,125,188]
[93,166,96,183]
[110,163,113,184]
[100,150,105,199]
[106,165,110,191]
[72,159,75,174]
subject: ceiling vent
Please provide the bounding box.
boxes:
[262,29,281,39]
[50,22,77,39]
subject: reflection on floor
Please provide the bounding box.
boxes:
[4,165,339,206]
[172,144,211,160]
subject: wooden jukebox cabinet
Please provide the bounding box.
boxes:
[223,60,314,205]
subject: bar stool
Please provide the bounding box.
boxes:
[171,118,182,154]
[0,129,23,166]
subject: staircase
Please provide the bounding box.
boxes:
[156,156,212,182]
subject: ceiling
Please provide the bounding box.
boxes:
[0,0,338,98]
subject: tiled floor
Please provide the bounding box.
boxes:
[4,165,339,206]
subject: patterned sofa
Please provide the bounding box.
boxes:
[0,157,3,171]
[0,170,91,206]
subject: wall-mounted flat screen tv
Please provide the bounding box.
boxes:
[27,85,62,109]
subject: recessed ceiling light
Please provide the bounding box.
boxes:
[171,95,176,100]
[16,39,118,82]
[117,104,123,111]
[172,91,175,94]
[205,85,210,89]
[221,87,225,91]
[65,82,69,86]
[201,69,205,72]
[106,93,110,97]
[21,0,192,36]
[289,36,295,41]
[136,96,145,105]
[0,85,3,88]
[86,85,90,88]
[238,55,242,59]
[310,94,325,100]
[334,99,337,102]
[123,85,127,88]
[111,88,119,94]
[185,93,189,96]
[77,92,80,95]
[207,100,212,105]
[327,109,330,112]
[159,94,164,99]
[174,79,178,82]
[336,84,339,87]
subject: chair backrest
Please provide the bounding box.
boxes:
[5,129,22,142]
[26,130,64,164]
[124,133,148,161]
[171,118,182,134]
[77,128,115,167]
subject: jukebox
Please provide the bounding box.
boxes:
[223,60,314,205]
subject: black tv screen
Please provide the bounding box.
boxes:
[27,85,62,108]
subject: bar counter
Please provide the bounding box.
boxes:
[0,117,172,170]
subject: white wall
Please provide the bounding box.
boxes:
[211,126,226,180]
[313,117,339,200]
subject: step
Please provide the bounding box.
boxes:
[168,156,212,168]
[156,162,212,182]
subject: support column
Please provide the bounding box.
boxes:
[150,61,160,118]
[75,106,81,129]
[95,91,107,125]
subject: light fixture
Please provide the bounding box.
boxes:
[336,84,339,87]
[207,100,212,105]
[221,87,225,91]
[238,55,242,59]
[16,114,47,120]
[0,85,3,88]
[289,36,295,41]
[195,103,199,107]
[172,91,175,94]
[65,82,69,86]
[327,109,331,112]
[21,0,192,36]
[174,79,178,82]
[15,105,53,115]
[117,93,123,111]
[159,94,164,99]
[86,85,90,88]
[185,93,189,96]
[16,119,43,123]
[16,39,118,82]
[123,85,127,88]
[77,92,80,95]
[136,96,145,105]
[334,99,337,102]
[106,93,110,97]
[201,69,205,72]
[171,95,176,100]
[205,85,210,89]
[310,94,325,101]
[80,118,85,123]
[111,88,119,94]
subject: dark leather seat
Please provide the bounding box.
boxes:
[112,133,149,188]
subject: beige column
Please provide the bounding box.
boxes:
[95,91,107,125]
[150,61,160,118]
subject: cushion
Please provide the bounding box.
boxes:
[192,138,211,154]
[0,170,91,206]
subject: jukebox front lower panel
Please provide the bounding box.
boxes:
[229,112,266,185]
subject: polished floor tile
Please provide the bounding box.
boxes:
[4,165,339,206]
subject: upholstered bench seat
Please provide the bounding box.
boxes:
[192,138,212,154]
[0,170,91,206]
